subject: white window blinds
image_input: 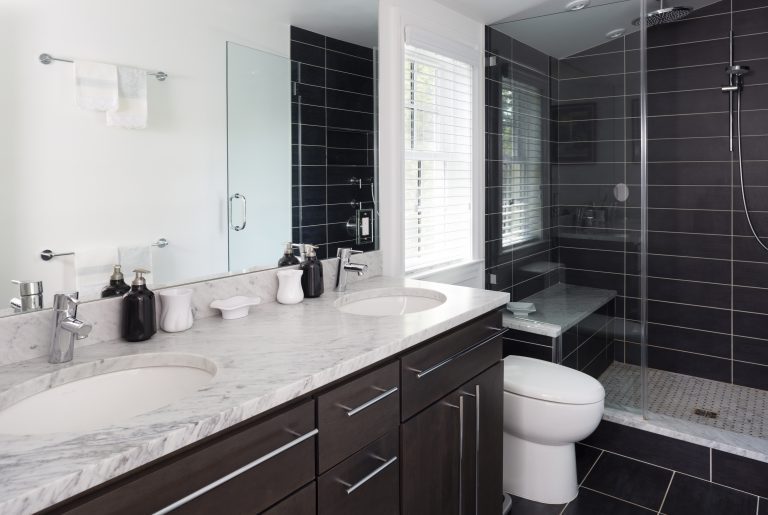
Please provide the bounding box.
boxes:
[501,77,544,247]
[404,44,473,274]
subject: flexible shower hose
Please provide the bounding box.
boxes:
[736,92,768,252]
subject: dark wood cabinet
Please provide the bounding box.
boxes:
[318,431,399,515]
[40,310,504,515]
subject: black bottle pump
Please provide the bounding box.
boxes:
[300,244,324,298]
[121,268,157,342]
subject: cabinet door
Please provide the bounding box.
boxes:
[263,482,316,515]
[401,363,502,515]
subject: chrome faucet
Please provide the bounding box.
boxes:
[336,248,368,292]
[49,293,92,364]
[10,280,44,313]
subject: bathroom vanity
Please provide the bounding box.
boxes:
[0,277,508,514]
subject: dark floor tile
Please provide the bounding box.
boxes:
[508,494,565,515]
[661,473,758,515]
[712,450,768,498]
[733,361,768,391]
[582,421,710,479]
[564,488,652,514]
[575,444,602,484]
[583,452,673,511]
[760,497,768,515]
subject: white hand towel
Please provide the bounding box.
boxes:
[74,61,118,112]
[119,245,153,282]
[107,67,148,129]
[75,247,119,300]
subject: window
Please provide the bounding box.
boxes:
[500,75,544,248]
[403,44,473,274]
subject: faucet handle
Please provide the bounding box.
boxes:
[11,280,43,296]
[53,292,80,312]
[336,248,363,260]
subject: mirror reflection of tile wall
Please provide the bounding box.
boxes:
[290,27,378,259]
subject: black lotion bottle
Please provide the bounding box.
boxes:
[300,244,324,298]
[101,264,131,298]
[122,269,157,342]
[278,242,300,267]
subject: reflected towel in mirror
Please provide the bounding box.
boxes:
[118,246,153,284]
[76,247,118,299]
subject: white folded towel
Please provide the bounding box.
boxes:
[119,245,153,282]
[75,247,119,300]
[74,61,118,112]
[107,66,148,129]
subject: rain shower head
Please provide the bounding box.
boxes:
[632,0,692,27]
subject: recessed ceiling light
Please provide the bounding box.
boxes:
[565,0,591,11]
[606,28,626,39]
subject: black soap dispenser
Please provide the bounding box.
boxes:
[101,265,131,298]
[278,242,300,267]
[121,268,157,342]
[300,244,324,298]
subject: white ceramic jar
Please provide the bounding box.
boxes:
[276,269,304,305]
[158,288,194,332]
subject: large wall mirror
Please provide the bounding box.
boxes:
[0,0,378,316]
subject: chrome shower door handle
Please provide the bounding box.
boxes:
[229,193,247,231]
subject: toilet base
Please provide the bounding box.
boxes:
[503,432,578,505]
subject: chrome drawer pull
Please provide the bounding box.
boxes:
[340,386,399,417]
[413,330,504,379]
[342,456,398,495]
[153,428,318,514]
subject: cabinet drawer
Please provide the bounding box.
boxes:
[263,482,316,515]
[47,400,316,515]
[318,431,399,515]
[401,311,503,420]
[318,361,399,472]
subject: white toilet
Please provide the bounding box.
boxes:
[502,355,605,505]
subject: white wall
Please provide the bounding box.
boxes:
[378,0,485,284]
[0,0,295,305]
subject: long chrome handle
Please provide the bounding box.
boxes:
[153,428,318,515]
[339,386,398,417]
[458,394,465,515]
[474,384,480,515]
[413,330,505,379]
[229,193,247,231]
[341,456,398,495]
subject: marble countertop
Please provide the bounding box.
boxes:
[0,276,508,514]
[502,283,616,338]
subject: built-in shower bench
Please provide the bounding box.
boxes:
[501,283,617,378]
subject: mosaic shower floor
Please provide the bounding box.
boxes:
[600,362,768,439]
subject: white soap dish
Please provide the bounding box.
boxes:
[210,296,261,320]
[507,301,536,317]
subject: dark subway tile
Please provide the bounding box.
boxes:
[291,26,325,47]
[648,254,731,284]
[325,36,372,60]
[734,261,768,289]
[512,38,550,76]
[327,108,373,131]
[647,162,731,186]
[295,62,325,87]
[734,335,768,365]
[649,205,730,235]
[502,339,552,361]
[648,232,731,259]
[293,103,326,126]
[291,40,325,67]
[733,361,768,390]
[648,277,731,309]
[326,89,373,113]
[648,111,729,139]
[649,138,731,162]
[559,52,624,80]
[486,27,512,60]
[294,83,325,107]
[559,247,625,274]
[733,6,768,36]
[327,128,369,149]
[712,451,768,498]
[559,75,624,101]
[648,300,731,334]
[648,185,731,210]
[326,69,373,95]
[648,345,732,382]
[734,310,768,340]
[648,322,732,359]
[326,50,373,77]
[648,88,728,116]
[648,38,729,71]
[575,443,602,483]
[661,473,758,515]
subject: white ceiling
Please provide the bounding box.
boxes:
[272,0,379,49]
[432,0,720,58]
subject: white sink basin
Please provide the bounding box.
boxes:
[0,353,216,435]
[336,287,447,316]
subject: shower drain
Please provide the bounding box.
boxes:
[693,408,719,419]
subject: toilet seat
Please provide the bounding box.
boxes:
[503,355,605,405]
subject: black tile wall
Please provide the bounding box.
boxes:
[291,27,376,259]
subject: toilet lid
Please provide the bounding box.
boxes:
[503,356,605,405]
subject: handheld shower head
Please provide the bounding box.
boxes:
[727,65,751,77]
